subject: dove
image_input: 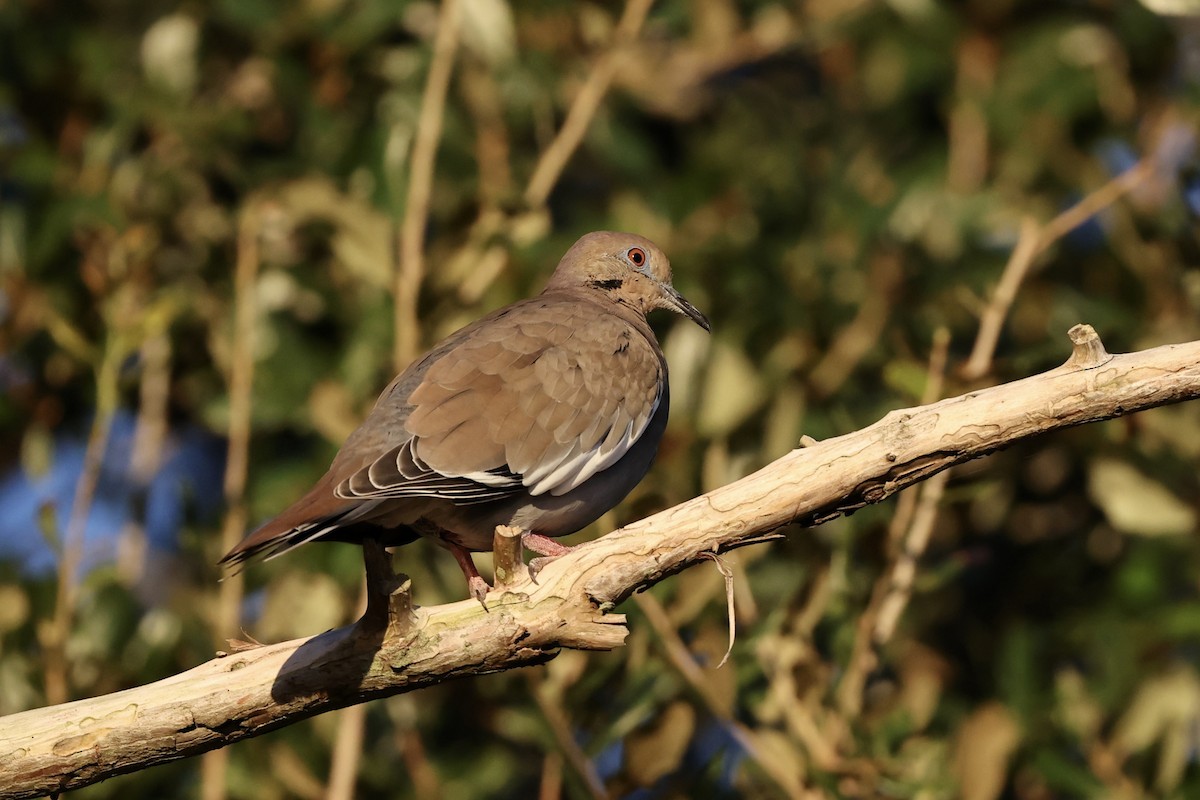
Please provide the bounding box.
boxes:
[220,231,710,602]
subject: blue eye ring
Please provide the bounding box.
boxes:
[626,247,647,268]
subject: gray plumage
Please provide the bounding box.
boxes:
[220,231,709,600]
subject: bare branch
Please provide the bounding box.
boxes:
[2,328,1199,799]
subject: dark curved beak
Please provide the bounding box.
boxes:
[664,285,711,332]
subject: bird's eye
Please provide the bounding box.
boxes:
[626,247,647,267]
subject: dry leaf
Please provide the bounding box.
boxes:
[624,701,696,786]
[1088,457,1196,537]
[697,340,766,437]
[952,701,1021,800]
[898,644,950,731]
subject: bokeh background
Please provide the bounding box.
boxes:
[3,0,1200,797]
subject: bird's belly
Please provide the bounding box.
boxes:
[428,442,658,551]
[387,399,668,552]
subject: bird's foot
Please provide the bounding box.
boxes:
[522,533,575,584]
[527,557,553,583]
[466,574,491,607]
[444,540,492,610]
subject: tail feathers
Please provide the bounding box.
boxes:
[218,476,357,572]
[218,518,349,573]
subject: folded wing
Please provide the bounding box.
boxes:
[335,298,664,503]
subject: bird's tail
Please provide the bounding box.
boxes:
[218,474,356,572]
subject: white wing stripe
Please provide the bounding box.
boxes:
[526,390,661,497]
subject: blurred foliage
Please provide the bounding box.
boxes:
[2,0,1200,798]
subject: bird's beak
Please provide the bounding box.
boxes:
[663,285,711,332]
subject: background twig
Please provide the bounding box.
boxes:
[963,160,1155,380]
[394,0,462,370]
[201,202,262,800]
[524,0,656,209]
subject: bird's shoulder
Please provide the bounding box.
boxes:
[417,291,663,392]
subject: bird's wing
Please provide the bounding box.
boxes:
[335,296,665,502]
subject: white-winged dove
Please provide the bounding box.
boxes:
[220,231,710,601]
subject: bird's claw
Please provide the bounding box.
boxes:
[467,575,491,610]
[527,556,555,584]
[522,533,574,585]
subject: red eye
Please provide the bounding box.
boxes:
[627,247,646,267]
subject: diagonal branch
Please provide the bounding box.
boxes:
[2,326,1199,799]
[523,0,655,209]
[962,160,1155,380]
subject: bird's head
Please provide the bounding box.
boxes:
[547,231,711,331]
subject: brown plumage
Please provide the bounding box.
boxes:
[220,231,710,601]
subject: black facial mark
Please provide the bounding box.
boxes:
[590,278,624,290]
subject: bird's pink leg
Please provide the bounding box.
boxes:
[443,541,491,607]
[522,533,575,582]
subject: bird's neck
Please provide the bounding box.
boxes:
[542,286,662,353]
